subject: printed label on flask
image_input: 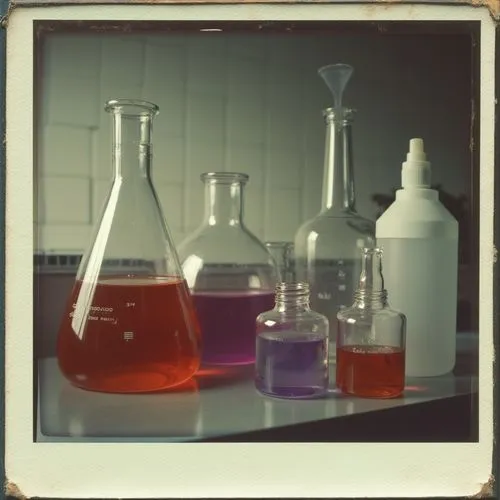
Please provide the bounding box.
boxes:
[68,302,118,324]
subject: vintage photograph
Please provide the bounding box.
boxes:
[3,2,495,497]
[34,18,480,443]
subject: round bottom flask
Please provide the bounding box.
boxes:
[178,172,278,366]
[255,282,329,399]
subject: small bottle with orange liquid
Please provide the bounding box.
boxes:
[56,99,201,393]
[336,247,406,398]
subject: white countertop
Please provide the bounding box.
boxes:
[37,333,478,442]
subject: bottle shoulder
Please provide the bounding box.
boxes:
[258,308,329,325]
[376,196,458,226]
[337,304,405,322]
[295,211,375,238]
[178,224,272,262]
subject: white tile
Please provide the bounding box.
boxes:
[92,125,113,180]
[184,182,205,230]
[187,140,225,185]
[152,136,185,185]
[267,82,303,110]
[228,55,266,87]
[43,34,101,79]
[268,105,304,148]
[226,145,265,187]
[43,35,101,127]
[152,91,186,140]
[100,36,145,103]
[143,43,186,96]
[267,37,306,85]
[156,183,184,230]
[45,71,101,129]
[303,159,323,221]
[42,177,91,224]
[268,148,303,189]
[265,188,301,242]
[186,45,227,96]
[40,125,92,177]
[36,224,92,253]
[243,184,263,238]
[227,84,266,146]
[187,93,225,145]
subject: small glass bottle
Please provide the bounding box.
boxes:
[336,248,406,399]
[178,172,278,366]
[255,282,329,399]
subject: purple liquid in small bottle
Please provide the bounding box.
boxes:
[255,332,328,399]
[192,290,275,365]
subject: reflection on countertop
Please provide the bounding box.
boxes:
[37,334,478,442]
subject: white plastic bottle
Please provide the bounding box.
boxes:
[375,138,458,377]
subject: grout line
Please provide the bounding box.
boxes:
[261,37,272,242]
[300,59,309,224]
[181,42,191,234]
[222,39,230,173]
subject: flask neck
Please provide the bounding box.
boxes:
[202,173,247,226]
[274,282,311,312]
[353,248,388,309]
[321,108,356,213]
[111,113,154,181]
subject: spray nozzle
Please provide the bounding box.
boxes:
[407,138,427,162]
[402,137,431,189]
[318,63,354,109]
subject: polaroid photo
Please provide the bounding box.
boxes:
[3,1,496,498]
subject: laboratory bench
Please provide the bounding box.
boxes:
[36,332,479,443]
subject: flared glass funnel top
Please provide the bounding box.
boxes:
[56,99,201,394]
[318,63,354,109]
[178,172,278,366]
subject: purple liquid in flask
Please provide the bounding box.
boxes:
[255,331,329,399]
[193,290,275,365]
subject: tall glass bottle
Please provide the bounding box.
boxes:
[56,99,201,394]
[294,64,375,362]
[178,172,278,366]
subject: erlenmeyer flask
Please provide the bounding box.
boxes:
[178,172,278,366]
[294,64,375,363]
[56,99,201,394]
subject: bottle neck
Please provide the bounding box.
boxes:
[352,248,388,309]
[274,282,310,313]
[203,180,244,226]
[112,113,153,181]
[321,108,356,213]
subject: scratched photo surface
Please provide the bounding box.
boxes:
[33,20,479,442]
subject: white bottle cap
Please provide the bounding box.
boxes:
[401,138,431,188]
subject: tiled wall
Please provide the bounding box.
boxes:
[35,32,472,252]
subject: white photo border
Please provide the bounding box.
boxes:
[5,3,495,498]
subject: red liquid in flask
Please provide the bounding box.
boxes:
[336,345,405,398]
[57,276,201,393]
